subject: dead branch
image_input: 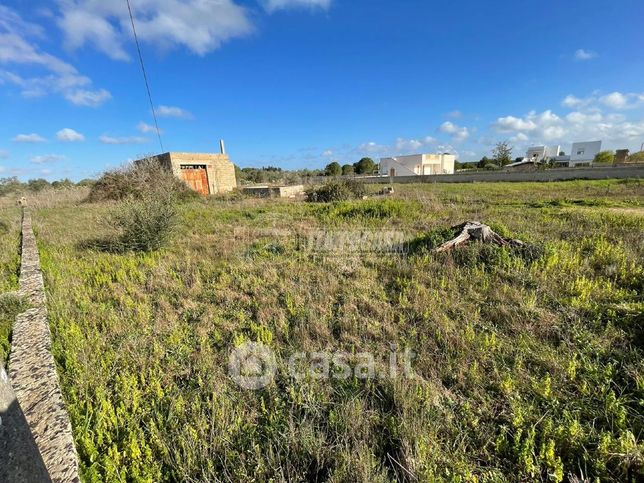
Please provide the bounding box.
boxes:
[434,221,524,252]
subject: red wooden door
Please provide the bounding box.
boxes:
[180,166,210,195]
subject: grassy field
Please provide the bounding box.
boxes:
[20,179,644,481]
[0,207,25,363]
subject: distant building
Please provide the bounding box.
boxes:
[525,145,561,162]
[569,141,602,166]
[143,140,237,195]
[379,153,456,177]
[523,140,603,167]
[505,159,540,171]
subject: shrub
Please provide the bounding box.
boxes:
[107,192,179,252]
[86,157,198,203]
[307,179,366,202]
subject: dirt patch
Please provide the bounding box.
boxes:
[608,207,644,216]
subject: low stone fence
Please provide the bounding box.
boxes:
[0,209,79,482]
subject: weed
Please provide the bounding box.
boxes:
[306,179,366,202]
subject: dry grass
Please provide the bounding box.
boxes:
[25,179,644,481]
[0,187,90,210]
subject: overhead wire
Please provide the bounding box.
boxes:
[126,0,164,152]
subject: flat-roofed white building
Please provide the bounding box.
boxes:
[570,141,602,166]
[525,145,561,162]
[379,153,456,177]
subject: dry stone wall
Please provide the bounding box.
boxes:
[4,210,79,482]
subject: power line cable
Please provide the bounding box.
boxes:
[126,0,164,152]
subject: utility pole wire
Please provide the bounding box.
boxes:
[126,0,164,153]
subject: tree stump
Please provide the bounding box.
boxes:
[434,221,524,252]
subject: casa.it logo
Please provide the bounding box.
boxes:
[229,342,277,390]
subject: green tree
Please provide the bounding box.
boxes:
[51,178,74,189]
[0,177,23,196]
[477,156,491,169]
[341,164,354,176]
[492,141,513,166]
[354,157,376,174]
[324,161,342,177]
[27,178,50,192]
[593,150,614,164]
[629,151,644,163]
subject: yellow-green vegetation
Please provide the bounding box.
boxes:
[0,208,24,363]
[0,208,21,292]
[30,179,643,481]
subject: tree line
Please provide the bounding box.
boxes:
[323,157,378,177]
[0,176,95,197]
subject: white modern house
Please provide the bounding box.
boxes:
[569,141,602,166]
[379,153,456,177]
[524,141,602,167]
[525,145,562,162]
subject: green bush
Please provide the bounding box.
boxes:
[307,179,366,202]
[108,193,179,252]
[86,158,198,203]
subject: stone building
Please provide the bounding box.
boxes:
[146,142,237,195]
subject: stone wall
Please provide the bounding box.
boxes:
[1,210,79,482]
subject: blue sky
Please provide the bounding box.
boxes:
[1,0,644,180]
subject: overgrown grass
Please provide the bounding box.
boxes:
[0,294,29,364]
[0,209,21,292]
[0,209,22,364]
[32,179,644,482]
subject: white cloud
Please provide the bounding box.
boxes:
[30,154,65,164]
[494,110,565,142]
[156,105,193,119]
[493,115,538,132]
[565,111,602,124]
[358,142,388,154]
[13,133,46,143]
[137,121,162,134]
[99,135,148,145]
[322,149,333,157]
[262,0,332,12]
[65,88,111,107]
[561,95,589,109]
[600,91,627,109]
[510,132,529,143]
[439,121,470,141]
[56,127,85,142]
[395,136,436,153]
[57,0,254,60]
[0,149,8,159]
[395,138,423,152]
[492,98,644,149]
[0,6,110,106]
[446,110,462,119]
[561,91,644,111]
[575,49,597,61]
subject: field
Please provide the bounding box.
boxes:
[5,179,644,481]
[0,207,24,363]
